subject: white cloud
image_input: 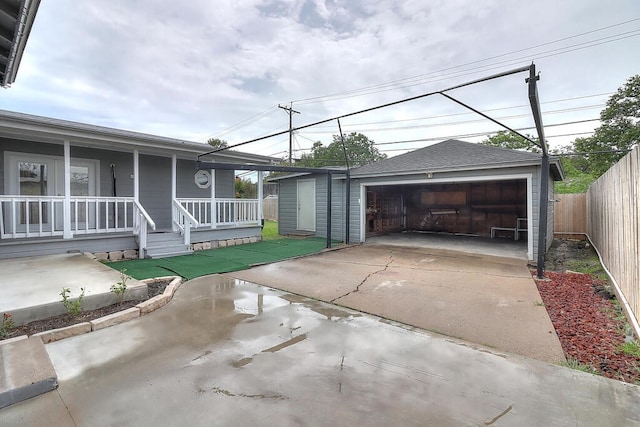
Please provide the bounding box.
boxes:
[0,0,638,156]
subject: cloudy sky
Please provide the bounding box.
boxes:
[1,0,639,160]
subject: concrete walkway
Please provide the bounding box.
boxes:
[0,253,147,325]
[229,243,565,363]
[1,276,639,426]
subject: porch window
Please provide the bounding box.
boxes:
[18,161,49,224]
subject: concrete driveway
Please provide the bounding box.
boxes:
[2,275,639,426]
[228,243,565,363]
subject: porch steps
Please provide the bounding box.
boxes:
[144,231,193,259]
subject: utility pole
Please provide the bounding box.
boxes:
[278,103,300,165]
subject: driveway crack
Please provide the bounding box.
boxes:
[331,252,393,303]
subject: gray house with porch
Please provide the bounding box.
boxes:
[272,139,564,263]
[0,110,274,259]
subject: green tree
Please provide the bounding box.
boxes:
[207,138,228,149]
[573,74,640,176]
[235,176,257,199]
[298,132,386,167]
[480,131,540,153]
[552,145,596,194]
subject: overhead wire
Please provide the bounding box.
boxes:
[291,19,640,104]
[202,19,634,144]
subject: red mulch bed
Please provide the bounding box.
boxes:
[535,271,639,384]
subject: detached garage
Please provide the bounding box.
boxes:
[273,139,564,263]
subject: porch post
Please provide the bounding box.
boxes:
[133,150,139,202]
[63,140,72,239]
[171,154,177,232]
[210,169,217,229]
[257,171,263,226]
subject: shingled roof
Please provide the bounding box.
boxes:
[351,139,563,180]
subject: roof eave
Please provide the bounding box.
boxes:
[0,110,276,163]
[351,159,562,180]
[2,0,41,88]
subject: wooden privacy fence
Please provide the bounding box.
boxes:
[554,193,586,236]
[587,146,640,334]
[262,195,278,221]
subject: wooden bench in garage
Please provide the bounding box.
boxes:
[491,218,527,241]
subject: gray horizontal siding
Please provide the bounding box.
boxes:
[0,235,137,260]
[278,178,299,235]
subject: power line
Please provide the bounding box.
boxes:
[203,104,280,141]
[309,93,610,129]
[305,107,602,134]
[291,18,640,105]
[294,31,640,105]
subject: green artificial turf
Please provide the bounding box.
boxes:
[108,237,331,280]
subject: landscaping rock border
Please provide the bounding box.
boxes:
[7,276,182,344]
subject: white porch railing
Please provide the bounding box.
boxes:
[0,196,155,244]
[0,195,65,238]
[176,198,260,228]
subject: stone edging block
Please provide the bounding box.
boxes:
[136,276,182,316]
[5,276,183,345]
[90,307,140,331]
[34,322,92,343]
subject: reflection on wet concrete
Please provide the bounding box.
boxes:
[3,274,639,427]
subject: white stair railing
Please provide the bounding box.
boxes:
[133,201,156,259]
[172,199,200,246]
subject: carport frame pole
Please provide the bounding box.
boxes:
[326,173,332,249]
[527,64,550,280]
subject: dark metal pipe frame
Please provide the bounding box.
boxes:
[345,171,350,244]
[337,118,351,244]
[526,64,550,279]
[327,172,332,248]
[197,64,536,160]
[195,161,343,174]
[196,63,551,265]
[438,92,537,145]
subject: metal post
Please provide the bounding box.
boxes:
[257,171,263,227]
[526,63,550,279]
[337,119,351,245]
[345,171,350,244]
[537,156,550,278]
[326,172,332,248]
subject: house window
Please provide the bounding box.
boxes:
[194,170,211,189]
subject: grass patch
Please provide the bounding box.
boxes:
[262,220,281,240]
[563,256,609,282]
[563,357,598,374]
[618,341,640,358]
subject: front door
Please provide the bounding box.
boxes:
[4,152,98,234]
[297,179,315,231]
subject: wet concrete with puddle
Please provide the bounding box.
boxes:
[1,275,639,426]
